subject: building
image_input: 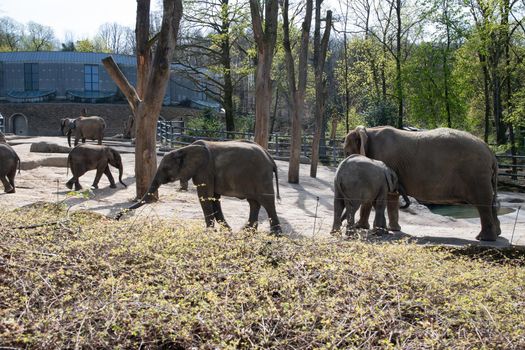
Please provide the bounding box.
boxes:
[0,51,220,136]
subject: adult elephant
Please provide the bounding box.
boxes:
[60,116,106,147]
[343,126,501,241]
[117,140,282,234]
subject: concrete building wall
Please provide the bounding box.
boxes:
[0,102,201,136]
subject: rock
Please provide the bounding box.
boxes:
[30,142,72,153]
[21,156,68,170]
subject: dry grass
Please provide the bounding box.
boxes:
[1,203,524,349]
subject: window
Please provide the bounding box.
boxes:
[84,64,99,91]
[24,63,39,91]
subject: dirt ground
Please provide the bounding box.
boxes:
[2,136,524,247]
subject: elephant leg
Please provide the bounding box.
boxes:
[179,180,189,191]
[244,199,261,230]
[331,192,345,234]
[91,164,106,189]
[260,196,281,235]
[65,177,75,190]
[82,137,86,144]
[476,205,500,241]
[1,176,14,193]
[356,202,372,229]
[7,166,16,192]
[197,186,215,227]
[74,179,82,191]
[212,194,230,230]
[98,138,102,145]
[386,192,401,231]
[345,200,359,236]
[373,198,388,232]
[104,166,117,188]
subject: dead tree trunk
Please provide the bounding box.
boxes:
[310,4,332,178]
[249,0,279,149]
[282,0,313,184]
[103,0,183,199]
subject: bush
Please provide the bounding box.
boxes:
[1,204,524,348]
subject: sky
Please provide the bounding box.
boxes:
[0,0,159,42]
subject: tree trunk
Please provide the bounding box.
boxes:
[221,1,235,135]
[479,53,491,143]
[282,0,313,184]
[103,0,183,200]
[395,0,403,129]
[443,0,452,128]
[250,0,279,149]
[310,5,332,178]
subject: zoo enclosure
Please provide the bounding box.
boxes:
[157,119,346,166]
[157,120,525,188]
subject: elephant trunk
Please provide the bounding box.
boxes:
[118,163,127,187]
[67,131,72,147]
[399,184,411,209]
[115,179,160,220]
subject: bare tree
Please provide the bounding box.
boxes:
[97,22,133,54]
[102,0,183,199]
[281,0,313,183]
[310,0,332,178]
[249,0,279,149]
[0,17,24,51]
[24,22,56,51]
[176,0,251,134]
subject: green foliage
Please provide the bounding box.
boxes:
[1,205,524,348]
[186,109,223,137]
[363,99,398,127]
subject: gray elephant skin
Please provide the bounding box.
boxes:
[120,140,282,234]
[60,116,106,147]
[332,154,410,235]
[343,126,500,241]
[66,144,127,190]
[0,143,20,193]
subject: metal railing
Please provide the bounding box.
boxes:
[157,120,525,188]
[496,154,525,187]
[156,120,346,166]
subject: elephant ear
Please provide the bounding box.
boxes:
[178,145,210,181]
[356,126,368,156]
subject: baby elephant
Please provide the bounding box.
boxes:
[0,143,21,193]
[66,144,127,190]
[332,154,410,235]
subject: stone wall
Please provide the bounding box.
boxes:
[0,102,200,136]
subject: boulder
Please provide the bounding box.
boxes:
[30,142,72,153]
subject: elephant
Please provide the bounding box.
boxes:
[0,143,20,193]
[60,116,106,147]
[331,154,410,235]
[343,126,500,241]
[66,144,127,190]
[117,140,282,234]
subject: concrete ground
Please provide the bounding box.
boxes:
[2,136,524,248]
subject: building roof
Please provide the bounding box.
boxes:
[0,51,136,66]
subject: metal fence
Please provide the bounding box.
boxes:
[497,154,525,188]
[157,120,525,188]
[157,120,346,166]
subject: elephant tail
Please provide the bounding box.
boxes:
[16,154,21,174]
[66,153,71,178]
[273,164,281,201]
[491,154,498,205]
[398,184,411,209]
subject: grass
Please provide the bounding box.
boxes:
[1,203,524,349]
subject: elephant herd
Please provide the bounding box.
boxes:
[0,123,502,242]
